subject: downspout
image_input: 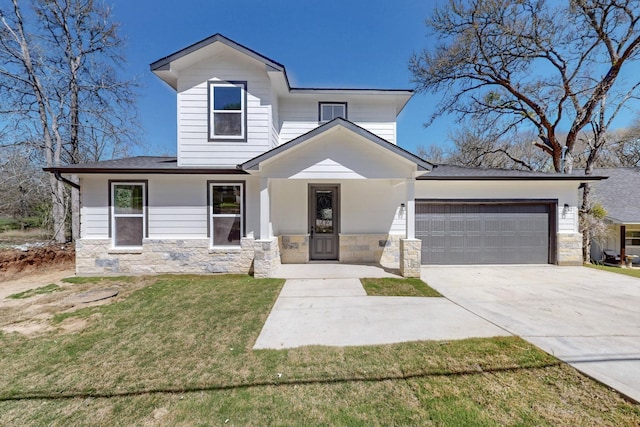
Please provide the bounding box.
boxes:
[54,171,80,190]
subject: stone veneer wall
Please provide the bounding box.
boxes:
[279,235,309,264]
[339,234,402,265]
[557,233,583,266]
[253,238,281,278]
[399,238,422,278]
[75,238,255,275]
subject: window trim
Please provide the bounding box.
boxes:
[626,229,640,246]
[207,80,247,142]
[108,180,148,248]
[207,180,246,248]
[318,102,347,123]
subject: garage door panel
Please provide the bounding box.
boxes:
[417,202,551,265]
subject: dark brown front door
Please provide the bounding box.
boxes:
[309,185,339,260]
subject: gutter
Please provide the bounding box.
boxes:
[54,171,80,190]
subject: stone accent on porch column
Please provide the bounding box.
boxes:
[400,238,421,278]
[557,233,583,266]
[254,238,281,278]
[279,235,309,264]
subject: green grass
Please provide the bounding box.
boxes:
[0,274,638,426]
[587,263,640,279]
[7,284,62,299]
[361,277,443,297]
[61,275,136,284]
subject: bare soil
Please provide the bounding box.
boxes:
[0,244,75,280]
[0,235,148,337]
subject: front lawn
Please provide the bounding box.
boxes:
[587,263,640,279]
[0,274,638,426]
[361,277,442,297]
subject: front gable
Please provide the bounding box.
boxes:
[241,119,432,179]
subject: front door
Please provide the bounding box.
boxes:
[309,184,339,260]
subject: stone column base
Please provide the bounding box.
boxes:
[254,238,281,278]
[400,238,421,278]
[557,233,583,266]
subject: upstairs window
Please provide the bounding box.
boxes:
[208,81,247,141]
[319,102,347,122]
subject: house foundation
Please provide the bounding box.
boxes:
[75,238,255,275]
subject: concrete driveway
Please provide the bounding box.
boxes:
[423,265,640,403]
[254,268,509,349]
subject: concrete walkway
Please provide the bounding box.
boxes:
[423,265,640,403]
[254,266,509,349]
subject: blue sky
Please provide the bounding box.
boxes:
[113,0,639,158]
[114,0,443,156]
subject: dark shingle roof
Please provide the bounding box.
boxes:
[43,156,245,174]
[588,167,640,224]
[419,164,607,181]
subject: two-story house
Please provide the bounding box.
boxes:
[47,34,600,278]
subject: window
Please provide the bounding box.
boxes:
[110,181,146,247]
[208,81,247,141]
[209,182,244,246]
[319,102,347,122]
[626,230,640,246]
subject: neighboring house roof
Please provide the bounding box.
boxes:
[588,167,640,224]
[43,156,244,174]
[240,117,434,172]
[149,33,413,115]
[419,164,608,181]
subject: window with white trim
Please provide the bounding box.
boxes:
[210,183,243,246]
[208,81,247,141]
[319,102,347,122]
[111,182,146,247]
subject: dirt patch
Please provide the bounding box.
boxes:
[0,275,151,337]
[0,240,152,337]
[0,244,75,280]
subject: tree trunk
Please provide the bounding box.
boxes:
[581,182,592,263]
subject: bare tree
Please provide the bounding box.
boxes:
[411,0,640,170]
[607,117,640,167]
[0,147,49,230]
[416,144,447,164]
[0,0,139,242]
[410,0,640,260]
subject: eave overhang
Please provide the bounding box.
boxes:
[239,117,433,173]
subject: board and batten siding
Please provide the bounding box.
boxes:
[177,51,273,166]
[414,180,580,234]
[80,174,260,240]
[278,98,397,145]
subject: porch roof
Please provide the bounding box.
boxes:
[240,118,434,174]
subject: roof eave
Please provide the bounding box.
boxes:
[44,167,247,175]
[150,33,287,90]
[240,118,432,172]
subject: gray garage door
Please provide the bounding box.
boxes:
[416,202,551,265]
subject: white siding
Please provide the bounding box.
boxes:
[270,179,406,236]
[260,130,415,180]
[177,51,272,166]
[278,98,397,144]
[415,180,581,233]
[79,174,260,240]
[81,176,109,238]
[270,86,280,149]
